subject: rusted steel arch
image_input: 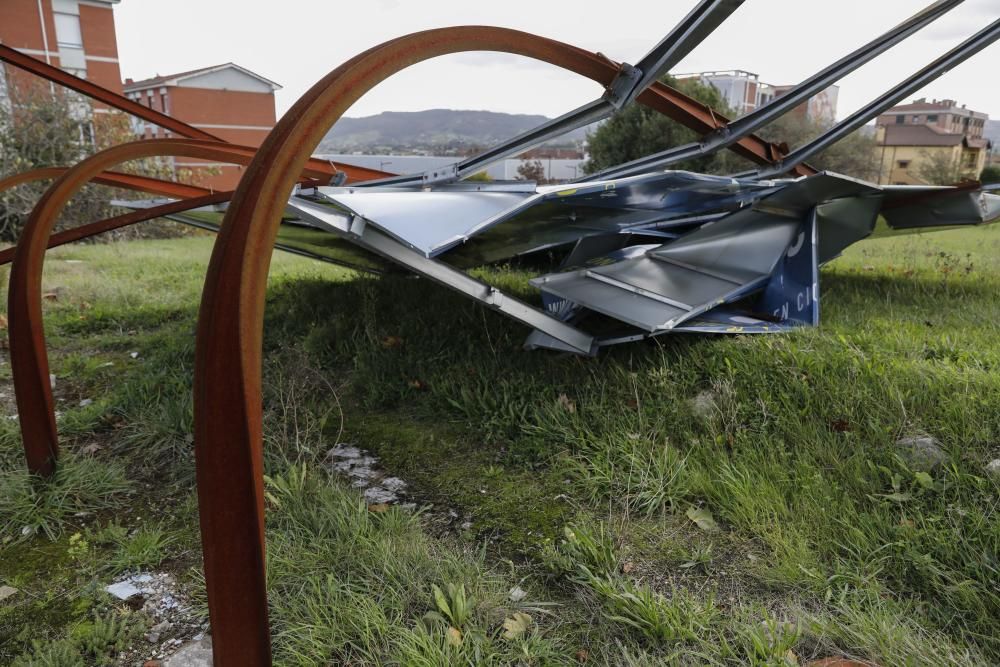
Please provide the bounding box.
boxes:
[189,25,802,664]
[6,138,277,478]
[0,167,212,200]
[0,150,391,202]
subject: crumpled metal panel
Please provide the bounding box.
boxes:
[527,173,879,335]
[881,188,1000,230]
[312,188,530,256]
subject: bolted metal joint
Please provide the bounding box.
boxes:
[605,62,644,110]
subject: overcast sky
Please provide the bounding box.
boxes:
[113,0,1000,122]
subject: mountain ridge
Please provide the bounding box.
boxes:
[318,108,589,152]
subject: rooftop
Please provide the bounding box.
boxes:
[880,124,991,148]
[123,63,281,92]
[882,98,987,119]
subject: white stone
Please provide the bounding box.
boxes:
[163,637,213,667]
[896,435,947,471]
[105,573,154,600]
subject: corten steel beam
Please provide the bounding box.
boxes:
[0,167,212,200]
[0,150,387,195]
[0,46,394,184]
[0,44,221,141]
[194,24,805,664]
[2,34,792,183]
[0,192,232,266]
[6,138,277,478]
[634,79,809,175]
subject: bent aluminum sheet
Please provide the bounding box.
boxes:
[311,188,530,257]
[529,173,878,333]
[313,171,776,267]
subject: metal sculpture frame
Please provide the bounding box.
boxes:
[2,1,998,663]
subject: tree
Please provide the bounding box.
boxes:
[980,164,1000,184]
[584,76,881,180]
[755,114,879,181]
[0,76,190,242]
[915,149,962,186]
[583,76,750,176]
[516,159,547,183]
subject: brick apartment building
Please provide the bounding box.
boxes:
[674,70,839,124]
[2,1,281,190]
[875,98,991,185]
[0,0,123,97]
[124,64,281,189]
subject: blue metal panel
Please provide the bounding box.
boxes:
[755,210,820,327]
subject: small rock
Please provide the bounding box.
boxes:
[689,391,716,419]
[0,585,18,602]
[896,435,947,471]
[143,660,163,667]
[508,586,528,603]
[130,351,140,359]
[363,486,398,504]
[327,443,361,459]
[460,521,473,530]
[79,398,93,407]
[985,459,1000,479]
[106,573,154,600]
[146,620,172,643]
[163,636,213,667]
[381,477,407,492]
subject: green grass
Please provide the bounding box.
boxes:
[1,227,999,665]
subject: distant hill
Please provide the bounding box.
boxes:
[318,109,589,152]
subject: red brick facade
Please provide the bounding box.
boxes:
[124,65,280,190]
[3,1,280,191]
[0,0,123,97]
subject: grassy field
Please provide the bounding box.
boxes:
[0,225,998,666]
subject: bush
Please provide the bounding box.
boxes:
[0,77,201,242]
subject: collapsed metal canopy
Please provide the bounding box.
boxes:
[2,1,999,664]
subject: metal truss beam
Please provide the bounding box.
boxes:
[583,0,963,181]
[753,17,1000,179]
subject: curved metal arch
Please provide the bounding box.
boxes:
[6,138,269,478]
[0,167,213,200]
[5,26,815,666]
[196,25,742,664]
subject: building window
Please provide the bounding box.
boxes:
[54,12,83,49]
[160,93,168,115]
[895,115,905,124]
[927,114,938,122]
[898,160,911,169]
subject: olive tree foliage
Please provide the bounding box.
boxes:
[0,74,188,242]
[515,159,548,183]
[584,76,880,180]
[583,76,750,176]
[915,149,963,186]
[755,114,880,181]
